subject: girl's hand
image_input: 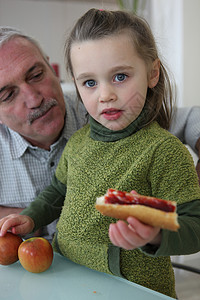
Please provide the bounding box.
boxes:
[109,216,161,250]
[0,214,35,237]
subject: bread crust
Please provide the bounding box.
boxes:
[96,197,180,231]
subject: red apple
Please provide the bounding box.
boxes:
[0,232,23,265]
[18,237,53,273]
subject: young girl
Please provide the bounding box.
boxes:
[1,9,200,298]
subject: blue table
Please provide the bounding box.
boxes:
[0,252,174,300]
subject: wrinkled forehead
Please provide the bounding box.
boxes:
[0,37,48,86]
[0,37,44,62]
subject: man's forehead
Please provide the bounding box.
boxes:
[0,37,45,69]
[0,37,43,65]
[0,38,46,91]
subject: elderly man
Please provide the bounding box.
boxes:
[0,27,199,241]
[0,27,86,240]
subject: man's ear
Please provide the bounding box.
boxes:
[148,58,160,88]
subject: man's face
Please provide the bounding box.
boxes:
[0,37,66,149]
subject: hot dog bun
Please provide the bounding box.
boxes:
[95,190,180,231]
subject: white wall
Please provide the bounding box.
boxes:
[0,0,117,81]
[147,0,183,107]
[143,0,200,107]
[183,0,200,106]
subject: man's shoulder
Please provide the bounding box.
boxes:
[62,94,87,140]
[0,124,10,144]
[67,123,90,141]
[64,94,86,117]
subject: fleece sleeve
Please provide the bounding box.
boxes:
[141,200,200,256]
[20,174,66,232]
[157,200,200,255]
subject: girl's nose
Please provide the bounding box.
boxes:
[98,84,117,103]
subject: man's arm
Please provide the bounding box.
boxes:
[169,106,200,154]
[0,206,23,219]
[195,137,200,185]
[195,137,200,157]
[170,106,200,184]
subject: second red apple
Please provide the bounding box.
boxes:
[18,237,53,273]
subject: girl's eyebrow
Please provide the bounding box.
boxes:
[76,66,134,81]
[110,65,134,72]
[76,73,94,81]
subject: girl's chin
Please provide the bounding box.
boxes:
[100,117,134,131]
[104,123,130,131]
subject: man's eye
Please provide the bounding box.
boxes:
[114,74,127,82]
[29,71,43,81]
[0,90,15,103]
[85,80,96,88]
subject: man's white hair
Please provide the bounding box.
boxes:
[0,26,49,65]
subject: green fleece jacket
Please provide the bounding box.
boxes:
[21,122,200,298]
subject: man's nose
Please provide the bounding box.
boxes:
[98,84,117,103]
[21,84,43,108]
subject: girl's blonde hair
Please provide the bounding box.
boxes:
[65,8,174,129]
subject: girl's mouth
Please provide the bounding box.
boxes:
[102,108,123,120]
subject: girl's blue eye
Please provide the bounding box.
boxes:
[115,74,126,82]
[85,80,96,87]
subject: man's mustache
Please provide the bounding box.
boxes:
[28,99,58,125]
